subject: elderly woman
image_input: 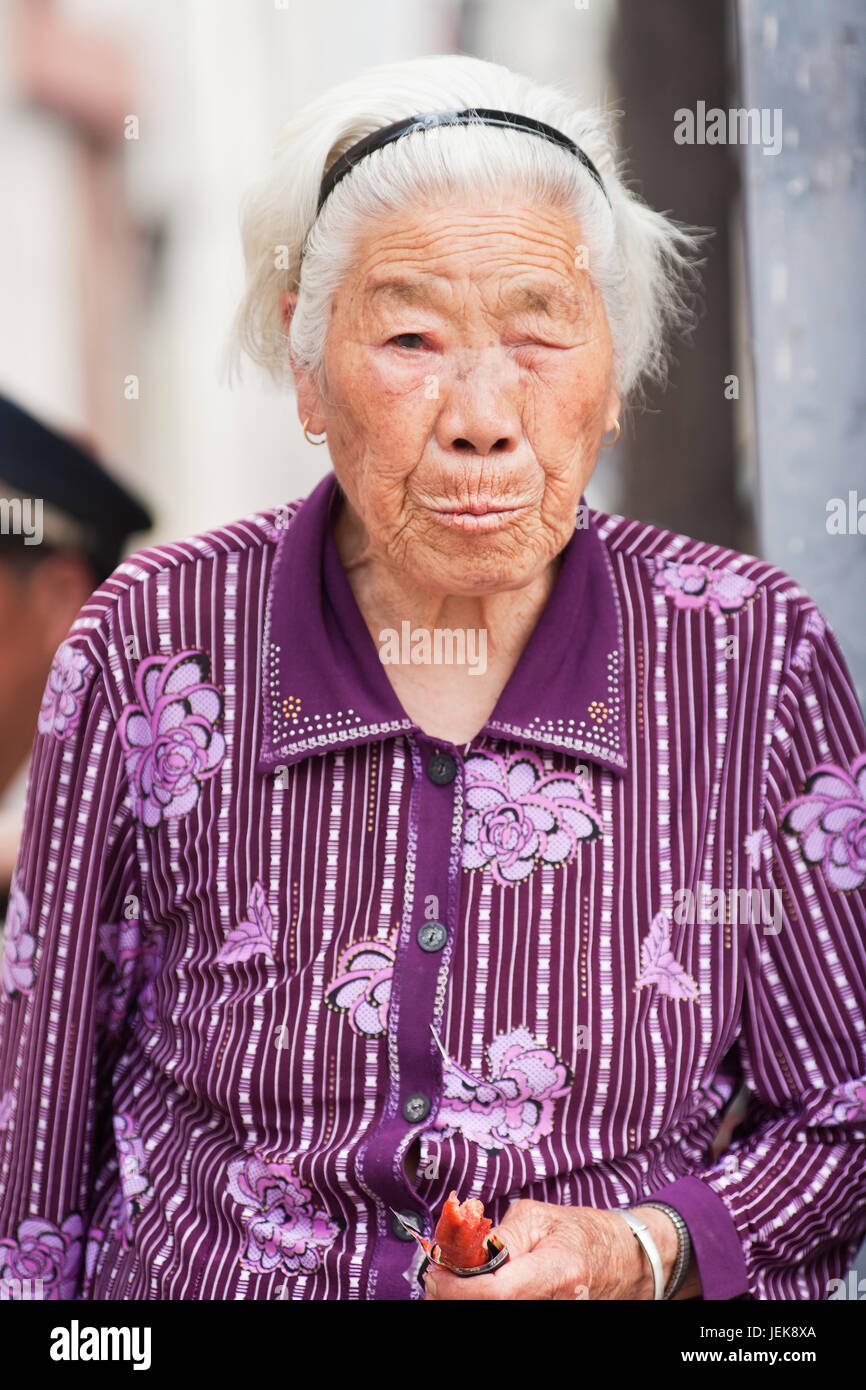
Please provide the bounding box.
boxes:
[1,54,864,1304]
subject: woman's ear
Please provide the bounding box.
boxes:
[280,291,325,431]
[296,374,326,437]
[605,378,622,433]
[280,290,297,335]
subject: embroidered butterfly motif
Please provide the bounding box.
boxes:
[216,881,276,963]
[635,912,699,1001]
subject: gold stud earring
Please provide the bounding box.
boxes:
[302,416,327,445]
[601,419,621,447]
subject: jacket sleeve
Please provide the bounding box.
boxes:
[645,603,866,1300]
[0,628,142,1300]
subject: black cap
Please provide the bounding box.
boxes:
[0,392,153,582]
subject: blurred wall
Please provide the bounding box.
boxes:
[738,0,866,706]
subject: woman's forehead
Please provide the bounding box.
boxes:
[344,204,591,309]
[364,271,592,321]
[349,199,583,262]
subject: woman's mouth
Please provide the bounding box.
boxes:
[429,502,530,533]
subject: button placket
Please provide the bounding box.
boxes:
[358,735,463,1298]
[402,741,459,1138]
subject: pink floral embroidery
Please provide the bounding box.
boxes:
[37,642,94,740]
[95,916,162,1033]
[136,936,163,1030]
[0,1212,83,1299]
[433,1026,572,1152]
[112,1112,152,1244]
[216,881,276,963]
[97,916,139,1032]
[636,912,699,1000]
[814,1076,866,1126]
[226,1155,339,1277]
[650,558,758,617]
[782,753,866,892]
[462,750,601,887]
[324,931,396,1038]
[76,1116,152,1274]
[1,875,36,1001]
[118,650,226,830]
[83,1219,105,1286]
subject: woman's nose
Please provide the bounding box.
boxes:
[434,358,522,457]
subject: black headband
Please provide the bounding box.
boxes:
[315,108,610,214]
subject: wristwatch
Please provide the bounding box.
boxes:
[634,1200,693,1300]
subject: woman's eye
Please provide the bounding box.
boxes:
[390,333,425,349]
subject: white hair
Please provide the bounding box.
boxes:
[229,53,702,403]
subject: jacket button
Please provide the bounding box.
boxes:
[417,921,448,952]
[402,1093,431,1123]
[427,752,457,785]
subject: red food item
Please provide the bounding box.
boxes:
[434,1190,492,1269]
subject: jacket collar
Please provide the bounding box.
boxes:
[257,470,627,775]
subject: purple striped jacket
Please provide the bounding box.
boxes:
[1,469,864,1300]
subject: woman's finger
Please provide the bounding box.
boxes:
[490,1198,553,1260]
[424,1243,563,1301]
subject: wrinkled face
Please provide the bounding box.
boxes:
[292,197,620,594]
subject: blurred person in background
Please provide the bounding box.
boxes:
[0,394,152,916]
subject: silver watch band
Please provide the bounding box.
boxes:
[614,1209,664,1300]
[635,1201,692,1299]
